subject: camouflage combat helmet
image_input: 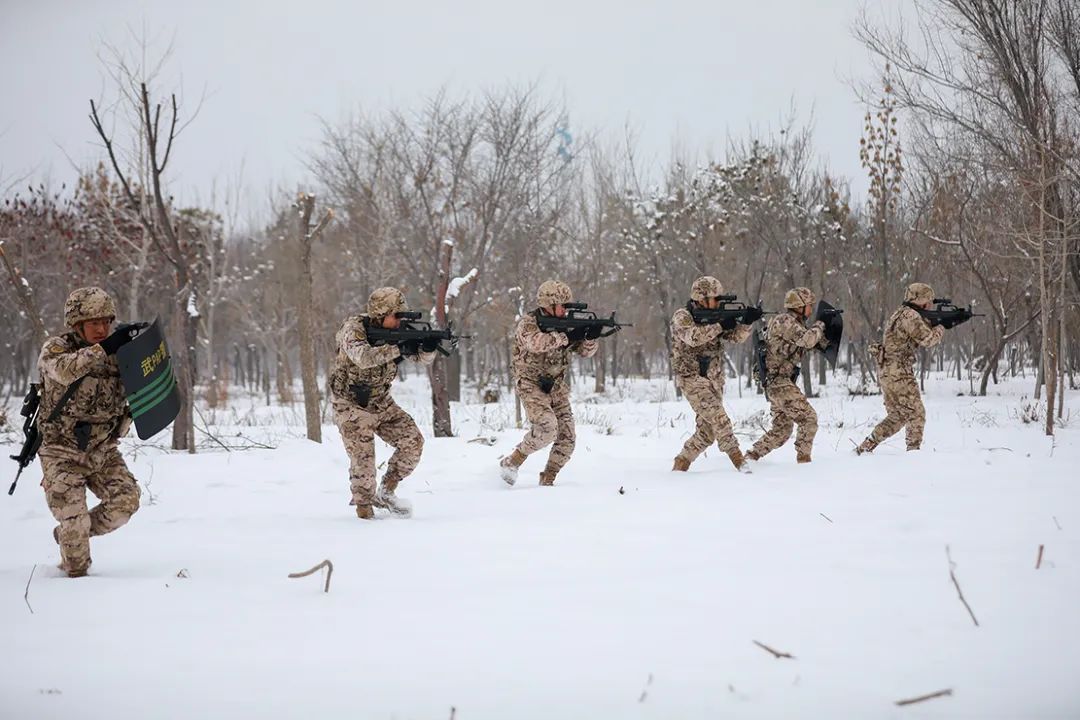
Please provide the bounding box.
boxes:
[690,276,723,303]
[367,287,406,318]
[904,282,934,305]
[64,287,117,328]
[784,287,815,310]
[537,280,572,307]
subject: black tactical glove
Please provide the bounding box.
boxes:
[741,306,764,325]
[421,337,442,353]
[584,325,604,340]
[399,339,421,357]
[99,322,148,355]
[565,327,588,343]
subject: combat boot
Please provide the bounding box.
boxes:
[539,469,557,486]
[744,449,762,462]
[796,452,811,464]
[374,476,412,517]
[355,504,375,520]
[500,449,527,486]
[672,456,691,472]
[855,438,876,455]
[727,447,751,474]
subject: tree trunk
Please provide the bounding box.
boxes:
[294,194,332,443]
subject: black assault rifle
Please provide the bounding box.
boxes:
[365,311,466,357]
[535,302,631,341]
[8,384,42,495]
[688,294,767,330]
[907,298,983,329]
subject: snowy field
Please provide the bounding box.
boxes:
[2,373,1078,719]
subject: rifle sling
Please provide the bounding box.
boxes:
[45,375,88,425]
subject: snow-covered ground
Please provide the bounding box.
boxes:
[2,373,1078,719]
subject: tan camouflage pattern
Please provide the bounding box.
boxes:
[329,313,434,508]
[536,280,573,307]
[510,310,597,471]
[690,276,723,303]
[669,307,752,380]
[41,450,140,576]
[36,329,137,577]
[515,378,576,473]
[670,304,752,462]
[748,311,825,459]
[904,282,934,304]
[675,374,741,460]
[863,305,945,451]
[511,312,598,384]
[333,397,424,506]
[38,333,130,457]
[784,286,815,309]
[749,381,818,458]
[64,286,116,328]
[367,287,407,318]
[762,312,825,385]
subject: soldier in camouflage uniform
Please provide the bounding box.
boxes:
[671,276,754,473]
[329,288,436,519]
[499,280,599,487]
[746,287,827,464]
[39,287,142,578]
[856,282,946,454]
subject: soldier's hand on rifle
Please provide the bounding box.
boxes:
[99,322,147,355]
[565,327,588,342]
[421,337,442,353]
[584,325,604,340]
[399,339,421,357]
[741,307,764,325]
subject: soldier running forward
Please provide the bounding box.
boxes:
[329,288,437,519]
[39,287,142,578]
[499,280,599,487]
[671,276,755,473]
[856,282,945,454]
[746,287,828,464]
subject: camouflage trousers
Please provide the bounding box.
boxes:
[867,372,926,450]
[750,380,818,458]
[333,397,424,506]
[675,374,740,462]
[40,446,141,575]
[515,378,576,474]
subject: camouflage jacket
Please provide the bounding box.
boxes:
[763,312,825,385]
[37,332,130,457]
[670,307,752,382]
[511,311,598,386]
[328,315,435,410]
[876,306,944,375]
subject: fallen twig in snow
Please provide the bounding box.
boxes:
[289,559,334,593]
[467,436,497,446]
[638,673,653,702]
[1053,516,1062,531]
[177,568,189,579]
[895,688,953,706]
[448,707,456,720]
[819,512,833,523]
[24,564,36,614]
[1036,545,1044,570]
[753,640,795,659]
[945,546,979,627]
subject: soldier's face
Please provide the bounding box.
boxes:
[702,297,720,310]
[549,304,567,318]
[381,314,400,329]
[79,317,112,344]
[802,305,813,319]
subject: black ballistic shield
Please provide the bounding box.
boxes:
[813,300,844,368]
[116,318,180,440]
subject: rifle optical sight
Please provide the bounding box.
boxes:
[563,302,588,310]
[395,311,422,320]
[715,294,737,302]
[932,298,952,305]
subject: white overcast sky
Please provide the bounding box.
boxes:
[1,0,894,222]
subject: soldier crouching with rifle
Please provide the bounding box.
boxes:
[499,280,608,487]
[37,287,143,577]
[329,287,439,519]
